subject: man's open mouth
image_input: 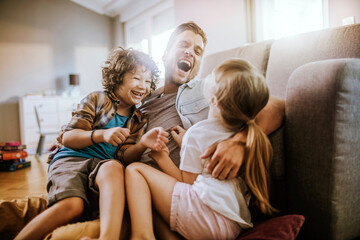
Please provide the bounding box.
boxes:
[177,59,192,72]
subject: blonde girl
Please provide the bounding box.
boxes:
[125,58,276,240]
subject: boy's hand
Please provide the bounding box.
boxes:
[201,138,245,180]
[140,127,169,151]
[103,127,130,146]
[170,125,186,147]
[149,146,170,162]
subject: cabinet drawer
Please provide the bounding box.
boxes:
[22,98,58,114]
[24,112,58,129]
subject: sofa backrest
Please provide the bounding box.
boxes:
[198,40,274,78]
[266,23,360,98]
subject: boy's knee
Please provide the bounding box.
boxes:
[97,160,124,182]
[100,160,124,174]
[57,197,84,219]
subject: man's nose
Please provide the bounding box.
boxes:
[184,49,193,57]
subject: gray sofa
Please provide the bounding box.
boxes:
[198,24,360,240]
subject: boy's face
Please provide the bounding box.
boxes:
[163,30,204,87]
[115,65,152,107]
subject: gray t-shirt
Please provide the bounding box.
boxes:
[139,92,182,167]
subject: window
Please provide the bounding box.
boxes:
[127,21,149,54]
[251,0,328,41]
[125,7,175,86]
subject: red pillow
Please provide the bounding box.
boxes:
[237,214,305,240]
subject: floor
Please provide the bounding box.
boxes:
[0,154,48,200]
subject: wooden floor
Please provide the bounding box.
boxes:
[0,154,48,200]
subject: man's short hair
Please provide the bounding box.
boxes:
[165,21,207,53]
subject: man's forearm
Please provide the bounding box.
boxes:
[255,96,285,135]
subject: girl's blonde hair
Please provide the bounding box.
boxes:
[213,58,276,215]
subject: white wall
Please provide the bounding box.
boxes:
[0,0,114,142]
[329,0,360,27]
[174,0,248,57]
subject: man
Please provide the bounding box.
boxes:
[139,21,284,180]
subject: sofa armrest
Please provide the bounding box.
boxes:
[284,58,360,240]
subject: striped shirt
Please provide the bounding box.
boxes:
[48,91,148,164]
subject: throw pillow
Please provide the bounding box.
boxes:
[237,214,305,240]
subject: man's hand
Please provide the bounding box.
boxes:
[201,138,245,180]
[170,125,186,147]
[103,127,130,146]
[140,127,169,151]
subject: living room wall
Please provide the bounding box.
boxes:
[174,0,248,56]
[0,0,114,142]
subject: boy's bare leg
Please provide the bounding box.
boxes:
[125,162,177,240]
[14,197,84,240]
[90,160,125,240]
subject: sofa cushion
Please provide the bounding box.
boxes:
[285,59,360,240]
[268,125,285,180]
[237,214,305,240]
[266,23,360,98]
[0,196,47,240]
[198,40,273,78]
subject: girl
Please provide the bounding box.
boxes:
[125,58,276,239]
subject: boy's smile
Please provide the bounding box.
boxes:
[115,65,152,111]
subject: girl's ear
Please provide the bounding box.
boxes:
[210,96,218,106]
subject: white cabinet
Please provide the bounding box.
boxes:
[19,96,82,154]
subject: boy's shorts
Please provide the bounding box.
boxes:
[170,182,242,240]
[47,157,119,219]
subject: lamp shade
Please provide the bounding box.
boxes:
[69,74,79,85]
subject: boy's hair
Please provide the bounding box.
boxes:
[213,58,276,215]
[165,21,207,53]
[102,47,160,93]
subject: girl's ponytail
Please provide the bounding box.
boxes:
[245,119,276,215]
[213,58,277,215]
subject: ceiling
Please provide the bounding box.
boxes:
[70,0,168,21]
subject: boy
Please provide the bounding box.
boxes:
[15,47,168,240]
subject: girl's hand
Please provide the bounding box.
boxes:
[140,127,169,151]
[103,127,130,146]
[170,125,186,147]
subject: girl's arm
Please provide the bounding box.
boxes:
[123,127,169,165]
[149,149,198,185]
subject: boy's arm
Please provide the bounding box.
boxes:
[149,149,198,184]
[204,96,285,180]
[62,127,130,149]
